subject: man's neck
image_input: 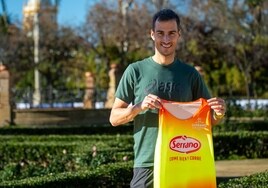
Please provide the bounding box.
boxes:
[152,54,175,66]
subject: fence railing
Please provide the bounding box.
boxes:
[12,87,107,109]
[11,88,268,111]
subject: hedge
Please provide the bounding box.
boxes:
[213,131,268,160]
[218,171,268,188]
[1,161,267,188]
[0,122,267,187]
[0,162,133,188]
[0,125,133,135]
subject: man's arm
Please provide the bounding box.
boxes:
[109,94,162,126]
[109,98,142,126]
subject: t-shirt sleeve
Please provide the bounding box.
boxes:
[115,64,135,104]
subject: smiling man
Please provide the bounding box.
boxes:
[109,9,226,188]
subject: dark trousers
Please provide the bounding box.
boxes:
[130,167,153,188]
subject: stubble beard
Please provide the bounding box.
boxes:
[158,47,175,58]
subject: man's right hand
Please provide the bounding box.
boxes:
[140,94,162,110]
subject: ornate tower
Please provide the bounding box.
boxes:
[23,0,58,32]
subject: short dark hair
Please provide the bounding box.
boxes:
[152,9,181,31]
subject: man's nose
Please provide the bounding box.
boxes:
[162,35,170,42]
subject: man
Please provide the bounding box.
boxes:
[109,8,226,188]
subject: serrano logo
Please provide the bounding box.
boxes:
[169,135,201,154]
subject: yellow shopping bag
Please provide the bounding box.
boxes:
[154,98,216,188]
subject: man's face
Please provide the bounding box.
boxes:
[151,19,180,57]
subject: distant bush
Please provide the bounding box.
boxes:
[226,99,268,118]
[213,120,268,132]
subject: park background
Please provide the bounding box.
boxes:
[0,0,267,187]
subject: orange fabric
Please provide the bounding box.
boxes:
[154,98,216,188]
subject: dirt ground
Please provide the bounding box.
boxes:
[215,158,268,177]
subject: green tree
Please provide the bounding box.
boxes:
[81,0,153,90]
[177,0,268,98]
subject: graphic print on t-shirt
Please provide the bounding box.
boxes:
[144,78,181,94]
[143,78,185,101]
[154,98,216,188]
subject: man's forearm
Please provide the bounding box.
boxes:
[110,103,142,126]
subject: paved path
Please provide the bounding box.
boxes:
[215,159,268,177]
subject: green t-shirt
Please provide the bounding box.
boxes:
[115,57,211,168]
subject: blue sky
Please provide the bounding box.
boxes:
[2,0,93,26]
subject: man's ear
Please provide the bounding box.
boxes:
[151,30,155,41]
